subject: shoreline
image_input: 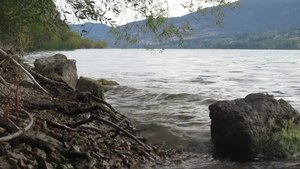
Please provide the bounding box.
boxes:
[0,53,177,168]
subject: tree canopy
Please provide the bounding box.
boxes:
[0,0,234,52]
[0,0,65,52]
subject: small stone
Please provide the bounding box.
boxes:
[27,164,34,169]
[73,159,88,169]
[43,121,48,130]
[4,143,11,149]
[72,145,80,152]
[0,127,5,133]
[60,163,74,169]
[36,149,47,159]
[0,157,12,169]
[19,158,26,168]
[25,145,32,153]
[9,152,24,160]
[37,155,54,169]
[9,159,18,169]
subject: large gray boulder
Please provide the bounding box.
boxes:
[33,54,78,89]
[209,93,300,159]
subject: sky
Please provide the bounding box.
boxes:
[56,0,237,25]
[114,0,237,25]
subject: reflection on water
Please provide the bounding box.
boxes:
[26,49,300,168]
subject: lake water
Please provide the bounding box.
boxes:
[27,49,300,168]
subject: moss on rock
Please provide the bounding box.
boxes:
[272,120,300,157]
[209,93,300,159]
[76,76,104,100]
[97,79,119,86]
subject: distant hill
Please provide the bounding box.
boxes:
[70,22,112,42]
[70,0,300,49]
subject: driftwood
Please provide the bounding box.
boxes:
[86,92,128,119]
[0,115,54,152]
[23,64,74,92]
[0,48,48,93]
[66,115,146,148]
[23,64,65,86]
[95,116,148,149]
[0,109,33,142]
[0,50,173,168]
[0,75,9,86]
[77,124,107,135]
[21,135,55,153]
[68,104,120,122]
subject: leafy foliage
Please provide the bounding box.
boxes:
[58,0,233,47]
[0,0,233,51]
[0,0,107,52]
[34,31,107,51]
[0,0,64,52]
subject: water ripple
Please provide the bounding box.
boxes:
[26,49,300,169]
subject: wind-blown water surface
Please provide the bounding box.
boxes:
[27,49,300,168]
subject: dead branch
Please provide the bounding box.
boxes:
[116,118,130,127]
[67,115,148,150]
[0,49,169,168]
[88,157,97,169]
[108,118,132,134]
[0,116,19,133]
[0,48,48,94]
[68,105,119,122]
[0,117,54,152]
[67,116,95,128]
[0,109,33,142]
[15,83,20,119]
[0,74,9,86]
[77,124,107,135]
[46,120,79,132]
[43,118,95,135]
[21,135,55,152]
[27,100,68,113]
[65,116,107,135]
[59,149,90,159]
[90,94,128,119]
[22,64,64,85]
[94,116,147,149]
[3,101,11,121]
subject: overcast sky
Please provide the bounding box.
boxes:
[57,0,237,25]
[116,0,238,25]
[115,0,195,25]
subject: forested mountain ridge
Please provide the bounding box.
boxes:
[70,0,300,49]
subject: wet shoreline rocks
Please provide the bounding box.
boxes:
[76,76,105,100]
[0,53,176,169]
[33,54,78,89]
[209,93,300,160]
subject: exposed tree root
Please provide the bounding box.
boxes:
[0,75,9,86]
[0,48,48,93]
[68,105,120,122]
[0,49,176,168]
[0,109,33,142]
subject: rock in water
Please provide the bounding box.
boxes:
[76,77,104,100]
[33,54,78,89]
[97,79,119,86]
[209,93,300,159]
